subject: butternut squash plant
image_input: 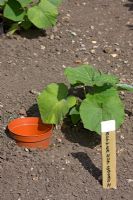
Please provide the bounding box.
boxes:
[37,65,133,134]
[0,0,62,33]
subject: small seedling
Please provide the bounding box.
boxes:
[37,64,133,134]
[0,0,62,33]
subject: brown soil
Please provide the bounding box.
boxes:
[0,0,133,199]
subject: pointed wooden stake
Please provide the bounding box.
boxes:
[101,120,117,189]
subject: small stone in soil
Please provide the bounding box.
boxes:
[90,25,94,30]
[111,53,118,58]
[29,89,39,95]
[40,45,45,50]
[74,60,82,64]
[32,177,39,181]
[90,49,95,54]
[50,34,54,40]
[24,148,29,152]
[92,41,97,44]
[103,46,112,54]
[127,179,133,183]
[62,65,66,68]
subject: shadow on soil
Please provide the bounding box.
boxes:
[61,119,101,149]
[124,0,133,11]
[27,104,101,148]
[18,28,47,39]
[125,109,133,117]
[124,0,133,29]
[26,104,40,117]
[72,152,102,184]
[0,21,47,39]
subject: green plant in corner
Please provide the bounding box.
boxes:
[0,0,62,34]
[37,65,133,134]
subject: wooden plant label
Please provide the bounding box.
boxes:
[101,120,117,189]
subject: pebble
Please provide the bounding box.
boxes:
[90,25,94,30]
[56,138,62,143]
[82,2,86,5]
[50,34,54,40]
[80,44,85,47]
[41,45,46,50]
[115,48,120,52]
[98,57,101,61]
[72,40,75,44]
[62,16,70,22]
[24,148,29,152]
[65,159,70,164]
[74,60,82,64]
[33,53,38,56]
[127,179,133,183]
[83,61,89,64]
[120,135,124,140]
[111,53,118,58]
[32,177,39,181]
[103,46,112,54]
[90,49,96,54]
[123,60,128,64]
[0,103,3,108]
[29,89,39,95]
[117,148,125,155]
[93,45,98,48]
[92,41,97,44]
[114,43,119,46]
[70,31,77,36]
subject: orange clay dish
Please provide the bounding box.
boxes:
[8,117,53,149]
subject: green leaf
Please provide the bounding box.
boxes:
[69,106,81,124]
[94,73,119,86]
[80,87,125,134]
[17,0,32,7]
[65,65,100,86]
[21,16,32,30]
[37,83,76,124]
[4,0,25,22]
[116,83,133,92]
[48,0,62,6]
[0,0,7,6]
[27,0,58,29]
[65,65,119,87]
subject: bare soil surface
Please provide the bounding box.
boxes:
[0,0,133,199]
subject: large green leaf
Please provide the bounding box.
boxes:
[0,0,7,6]
[21,16,32,30]
[37,83,76,124]
[94,73,119,86]
[80,87,125,134]
[17,0,32,7]
[65,65,100,86]
[65,65,119,87]
[4,0,25,21]
[27,0,58,29]
[116,83,133,92]
[48,0,62,6]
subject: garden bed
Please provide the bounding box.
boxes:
[0,0,133,199]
